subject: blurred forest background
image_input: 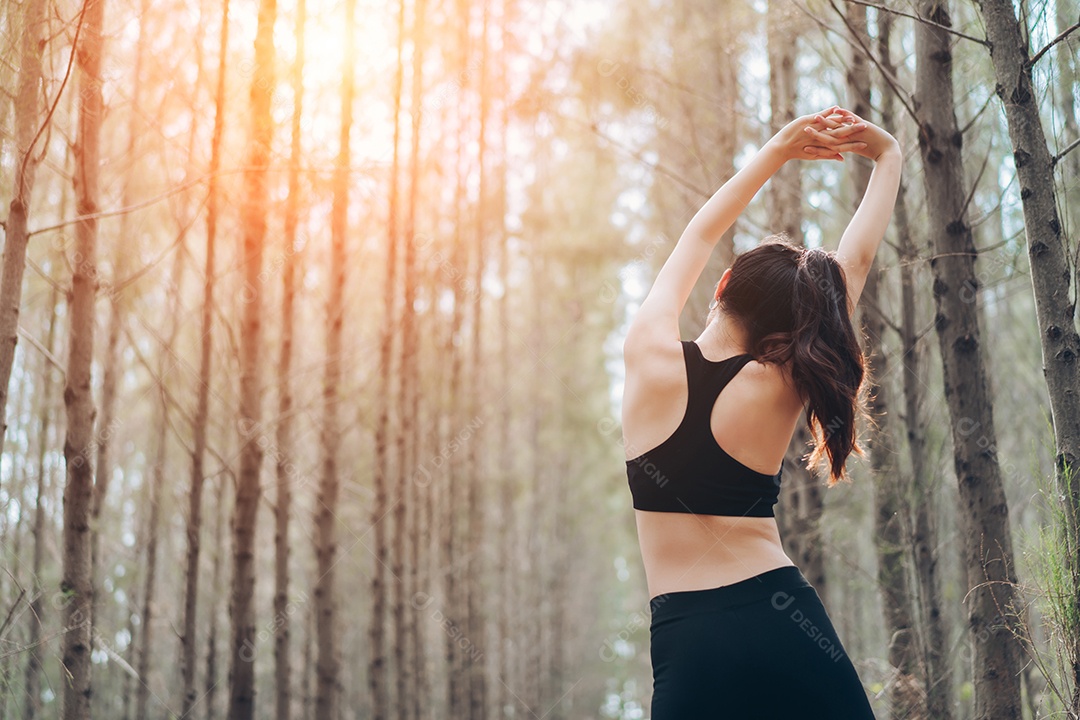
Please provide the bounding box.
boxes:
[0,0,1078,718]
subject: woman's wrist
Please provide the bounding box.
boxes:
[872,137,902,163]
[760,136,792,166]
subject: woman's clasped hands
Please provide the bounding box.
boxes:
[769,105,899,163]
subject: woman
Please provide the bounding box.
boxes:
[622,105,901,718]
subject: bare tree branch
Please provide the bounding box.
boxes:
[1053,136,1080,167]
[17,325,66,376]
[819,0,920,123]
[960,92,996,136]
[109,192,208,296]
[1028,18,1080,68]
[18,0,90,193]
[842,0,989,45]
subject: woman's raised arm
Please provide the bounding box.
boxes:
[807,111,902,315]
[625,107,866,351]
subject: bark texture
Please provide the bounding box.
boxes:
[0,0,47,458]
[878,10,954,719]
[974,4,1080,705]
[229,0,276,714]
[915,2,1023,717]
[181,0,230,714]
[314,0,354,713]
[61,0,106,715]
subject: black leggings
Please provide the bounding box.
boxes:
[649,565,876,719]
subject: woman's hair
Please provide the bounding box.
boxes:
[715,235,868,486]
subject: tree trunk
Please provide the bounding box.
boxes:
[369,0,405,715]
[444,1,469,714]
[767,0,827,606]
[495,1,515,715]
[61,0,106,714]
[1055,0,1080,198]
[397,0,427,715]
[229,0,276,714]
[0,0,48,461]
[89,7,147,711]
[973,4,1080,707]
[684,0,737,329]
[22,281,60,720]
[134,217,187,720]
[845,7,920,716]
[181,0,229,715]
[314,0,354,714]
[205,480,227,720]
[526,251,546,715]
[877,11,954,718]
[274,1,304,719]
[467,1,491,717]
[915,3,1023,717]
[134,393,167,720]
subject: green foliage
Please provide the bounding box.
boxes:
[1019,424,1080,715]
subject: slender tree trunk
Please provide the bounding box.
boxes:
[135,228,187,720]
[525,249,546,714]
[845,7,919,716]
[370,0,405,715]
[89,8,146,711]
[1055,0,1080,198]
[767,0,827,604]
[274,1,304,719]
[445,0,470,713]
[397,0,427,715]
[972,6,1080,707]
[0,0,48,461]
[181,0,229,715]
[22,282,60,720]
[229,0,276,714]
[314,0,354,714]
[915,3,1023,717]
[685,0,737,328]
[302,605,314,719]
[495,1,514,715]
[766,0,801,241]
[205,480,226,720]
[467,1,490,717]
[61,0,106,714]
[877,11,954,718]
[134,397,167,720]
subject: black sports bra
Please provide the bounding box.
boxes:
[626,341,783,518]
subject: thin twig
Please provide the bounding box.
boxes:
[18,325,67,376]
[960,141,993,221]
[824,0,920,123]
[583,120,711,198]
[1053,136,1080,167]
[842,0,988,46]
[27,164,364,238]
[1028,19,1080,68]
[18,0,90,193]
[108,192,208,296]
[960,92,996,136]
[0,585,27,639]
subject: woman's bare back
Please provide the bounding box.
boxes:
[622,332,805,599]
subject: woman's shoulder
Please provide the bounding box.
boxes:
[736,356,805,411]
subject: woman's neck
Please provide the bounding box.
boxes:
[695,312,750,359]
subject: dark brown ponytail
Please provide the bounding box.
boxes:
[718,238,868,485]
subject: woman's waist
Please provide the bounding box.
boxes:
[637,526,794,601]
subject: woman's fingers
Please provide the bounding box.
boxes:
[827,140,869,152]
[813,114,845,130]
[803,145,844,161]
[823,121,867,138]
[804,126,867,149]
